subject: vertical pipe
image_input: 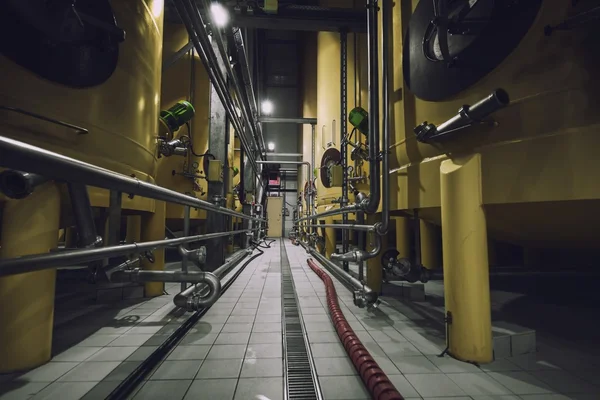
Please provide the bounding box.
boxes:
[357,210,365,280]
[440,153,492,363]
[67,183,99,248]
[325,216,336,258]
[380,0,391,232]
[366,213,383,292]
[364,0,380,213]
[126,216,142,243]
[0,183,60,372]
[140,201,167,297]
[181,205,190,291]
[340,30,349,272]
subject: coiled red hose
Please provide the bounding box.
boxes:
[307,258,404,400]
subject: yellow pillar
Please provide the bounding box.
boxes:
[325,217,336,258]
[366,213,384,293]
[395,217,410,259]
[440,154,492,364]
[0,183,60,372]
[140,201,166,297]
[420,220,441,269]
[126,216,142,244]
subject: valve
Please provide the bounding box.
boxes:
[158,138,188,158]
[381,248,429,283]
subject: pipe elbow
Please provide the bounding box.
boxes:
[174,272,222,311]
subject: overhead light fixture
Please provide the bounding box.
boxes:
[210,2,230,28]
[261,100,274,115]
[268,142,275,151]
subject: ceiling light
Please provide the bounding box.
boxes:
[210,2,230,28]
[262,100,274,115]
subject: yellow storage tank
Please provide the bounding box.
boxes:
[316,0,369,217]
[0,0,165,212]
[392,0,600,248]
[157,23,210,227]
[0,0,164,373]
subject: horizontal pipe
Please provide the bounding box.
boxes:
[0,229,254,276]
[330,233,381,263]
[295,204,361,223]
[174,249,251,311]
[295,223,376,232]
[266,153,303,157]
[0,136,263,222]
[0,170,49,199]
[258,117,317,124]
[301,240,378,307]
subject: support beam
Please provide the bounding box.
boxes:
[440,153,492,364]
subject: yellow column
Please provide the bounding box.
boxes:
[420,220,441,269]
[366,213,384,293]
[140,201,166,297]
[395,217,410,258]
[126,216,142,243]
[325,217,336,258]
[440,154,492,364]
[0,183,60,372]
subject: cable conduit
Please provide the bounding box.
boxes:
[307,258,403,400]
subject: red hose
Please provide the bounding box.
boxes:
[306,258,404,400]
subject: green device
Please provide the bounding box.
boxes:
[159,100,196,133]
[348,106,369,136]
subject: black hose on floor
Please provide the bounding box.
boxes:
[106,244,264,400]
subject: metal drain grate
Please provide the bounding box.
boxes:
[280,240,322,400]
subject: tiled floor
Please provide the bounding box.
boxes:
[1,239,600,400]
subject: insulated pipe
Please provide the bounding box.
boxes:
[67,183,102,248]
[0,136,264,223]
[330,233,381,263]
[362,0,381,214]
[306,258,403,400]
[112,269,222,309]
[378,0,391,234]
[174,249,250,311]
[0,229,255,276]
[0,170,49,199]
[303,241,378,307]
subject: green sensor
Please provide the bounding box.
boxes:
[348,106,369,136]
[160,100,196,133]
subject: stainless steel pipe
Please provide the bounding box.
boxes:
[330,232,381,263]
[0,136,263,223]
[0,228,255,276]
[300,239,378,308]
[0,170,49,199]
[174,249,251,311]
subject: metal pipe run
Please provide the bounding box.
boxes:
[378,0,391,234]
[172,0,261,176]
[266,153,303,157]
[0,170,49,199]
[295,204,361,223]
[0,136,264,223]
[340,30,349,272]
[0,229,255,277]
[295,223,376,232]
[112,269,222,309]
[330,233,381,263]
[67,183,102,248]
[300,239,378,308]
[174,249,251,311]
[362,0,381,214]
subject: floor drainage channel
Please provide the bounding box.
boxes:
[280,239,323,400]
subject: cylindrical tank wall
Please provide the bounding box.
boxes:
[390,1,600,246]
[157,23,210,221]
[0,0,165,212]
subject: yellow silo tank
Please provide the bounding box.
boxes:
[390,0,600,364]
[157,23,210,227]
[0,0,164,372]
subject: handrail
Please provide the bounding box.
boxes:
[0,136,265,223]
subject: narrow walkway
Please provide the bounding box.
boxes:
[1,240,599,400]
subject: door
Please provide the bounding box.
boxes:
[266,197,283,237]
